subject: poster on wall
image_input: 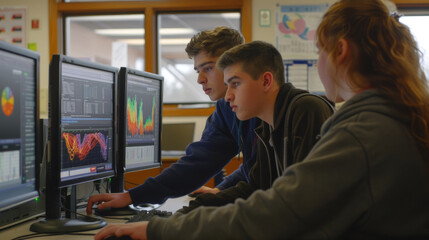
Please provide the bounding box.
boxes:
[275,4,328,59]
[0,8,26,48]
[275,4,328,93]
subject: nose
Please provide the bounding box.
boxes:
[197,72,207,85]
[224,86,233,102]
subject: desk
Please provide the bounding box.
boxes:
[1,195,192,240]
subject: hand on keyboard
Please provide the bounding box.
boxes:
[127,209,172,223]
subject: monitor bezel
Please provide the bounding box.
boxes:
[49,54,118,188]
[118,67,163,174]
[0,40,40,228]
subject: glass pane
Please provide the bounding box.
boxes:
[65,14,145,71]
[401,15,429,82]
[158,12,240,104]
[65,0,142,2]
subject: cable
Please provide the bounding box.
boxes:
[125,180,140,186]
[12,232,95,240]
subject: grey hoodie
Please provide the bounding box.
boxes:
[148,89,429,239]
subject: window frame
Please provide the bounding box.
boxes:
[49,0,251,116]
[393,0,429,7]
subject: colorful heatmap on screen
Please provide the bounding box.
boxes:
[127,95,155,136]
[1,87,14,117]
[62,132,108,162]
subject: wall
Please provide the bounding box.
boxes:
[252,0,337,44]
[251,0,409,43]
[0,0,50,118]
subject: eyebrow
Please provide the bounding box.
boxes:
[194,61,215,71]
[225,75,239,84]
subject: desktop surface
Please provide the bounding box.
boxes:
[1,195,192,240]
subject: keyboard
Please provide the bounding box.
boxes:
[127,209,173,223]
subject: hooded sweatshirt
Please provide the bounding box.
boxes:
[176,83,334,212]
[147,89,429,239]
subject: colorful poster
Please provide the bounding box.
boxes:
[275,4,328,60]
[0,8,26,48]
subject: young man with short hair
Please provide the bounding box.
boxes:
[86,27,260,213]
[177,40,334,212]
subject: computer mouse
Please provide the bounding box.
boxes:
[103,235,133,240]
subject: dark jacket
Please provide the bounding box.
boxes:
[128,98,261,204]
[179,83,334,211]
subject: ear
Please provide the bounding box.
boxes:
[336,38,349,64]
[261,72,274,92]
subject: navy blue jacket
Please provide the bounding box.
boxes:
[128,98,260,204]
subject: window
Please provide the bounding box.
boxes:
[400,14,429,81]
[50,0,251,113]
[158,13,240,103]
[65,14,145,70]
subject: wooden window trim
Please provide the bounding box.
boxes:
[163,104,216,117]
[393,0,429,7]
[49,0,251,117]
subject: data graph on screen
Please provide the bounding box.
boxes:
[61,130,109,169]
[127,93,157,139]
[118,69,162,173]
[0,150,20,183]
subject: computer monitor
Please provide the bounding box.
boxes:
[161,122,195,156]
[97,67,162,216]
[30,55,117,233]
[118,68,162,181]
[0,41,40,230]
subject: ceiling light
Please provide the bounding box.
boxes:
[160,28,194,35]
[221,13,240,19]
[119,38,190,46]
[120,39,145,45]
[160,38,190,45]
[94,28,194,36]
[95,29,144,36]
[70,14,143,21]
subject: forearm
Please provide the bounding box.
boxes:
[177,180,256,214]
[129,149,235,204]
[147,184,303,240]
[215,166,247,190]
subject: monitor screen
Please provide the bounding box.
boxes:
[0,41,40,229]
[161,122,195,154]
[30,55,116,233]
[54,57,117,187]
[118,68,162,174]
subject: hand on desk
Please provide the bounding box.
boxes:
[191,186,220,195]
[95,222,148,240]
[87,192,133,215]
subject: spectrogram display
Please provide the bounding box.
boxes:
[127,95,155,136]
[61,131,109,169]
[1,87,14,117]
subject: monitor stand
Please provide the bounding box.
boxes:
[30,186,106,233]
[132,203,161,211]
[30,215,106,233]
[94,205,137,216]
[94,203,161,216]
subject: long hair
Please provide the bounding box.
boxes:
[316,0,429,158]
